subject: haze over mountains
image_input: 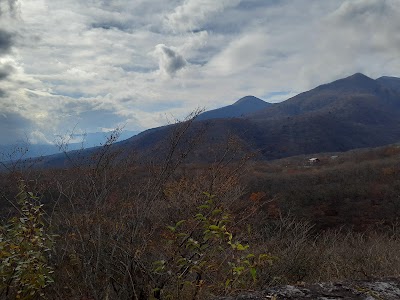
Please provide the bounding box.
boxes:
[7,73,400,167]
[0,130,139,160]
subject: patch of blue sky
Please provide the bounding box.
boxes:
[263,91,292,103]
[120,65,156,73]
[52,91,88,99]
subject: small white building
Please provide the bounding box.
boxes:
[308,157,320,164]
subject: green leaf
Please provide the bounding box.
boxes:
[209,225,220,231]
[197,205,209,210]
[167,225,176,232]
[259,253,272,261]
[212,209,222,215]
[225,232,233,242]
[175,220,185,228]
[250,267,257,281]
[177,258,187,266]
[202,192,211,198]
[225,278,233,287]
[236,243,249,251]
[195,213,205,221]
[153,260,165,266]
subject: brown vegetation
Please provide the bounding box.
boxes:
[1,114,400,299]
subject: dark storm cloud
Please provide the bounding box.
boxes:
[0,29,13,54]
[0,111,33,145]
[0,69,9,80]
[154,44,187,77]
[90,21,130,32]
[0,64,15,80]
[0,0,19,54]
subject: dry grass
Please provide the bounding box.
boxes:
[257,215,400,286]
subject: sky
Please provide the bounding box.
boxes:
[0,0,399,145]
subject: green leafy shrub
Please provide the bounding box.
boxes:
[153,193,273,299]
[0,182,54,299]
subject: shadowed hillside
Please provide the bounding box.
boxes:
[120,73,400,161]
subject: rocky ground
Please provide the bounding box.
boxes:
[218,278,400,299]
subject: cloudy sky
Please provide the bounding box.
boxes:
[0,0,399,145]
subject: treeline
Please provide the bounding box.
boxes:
[247,144,400,230]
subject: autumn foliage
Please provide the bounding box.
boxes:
[1,120,400,299]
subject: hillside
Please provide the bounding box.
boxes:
[20,73,400,168]
[120,72,400,161]
[245,73,400,158]
[377,76,400,93]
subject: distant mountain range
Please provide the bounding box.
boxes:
[0,130,139,161]
[245,73,400,158]
[15,72,400,168]
[117,73,400,161]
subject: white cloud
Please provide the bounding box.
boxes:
[165,0,242,32]
[29,130,53,144]
[206,31,270,75]
[0,0,400,145]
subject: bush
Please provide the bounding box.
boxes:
[0,182,54,299]
[152,193,273,299]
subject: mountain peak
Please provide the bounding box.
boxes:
[315,72,377,93]
[233,95,265,105]
[196,96,271,121]
[376,75,400,93]
[348,72,371,80]
[376,75,400,81]
[337,73,375,85]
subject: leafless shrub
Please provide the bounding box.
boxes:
[256,215,400,287]
[44,109,260,299]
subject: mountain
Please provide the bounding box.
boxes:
[23,97,271,167]
[0,130,139,161]
[245,73,400,158]
[196,96,271,120]
[22,73,400,168]
[112,74,400,161]
[251,73,384,120]
[376,76,400,93]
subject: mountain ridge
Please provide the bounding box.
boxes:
[196,95,271,121]
[19,72,400,167]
